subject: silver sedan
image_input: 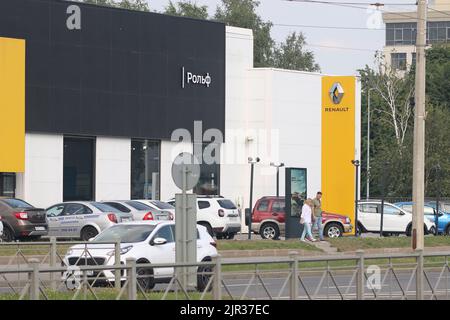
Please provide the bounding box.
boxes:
[102,200,173,221]
[46,201,134,241]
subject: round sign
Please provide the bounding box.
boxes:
[171,152,200,191]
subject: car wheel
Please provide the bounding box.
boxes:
[226,233,235,240]
[80,226,98,241]
[406,224,412,237]
[197,259,213,292]
[356,222,365,236]
[324,223,343,238]
[260,223,280,240]
[216,233,224,240]
[199,222,214,237]
[1,227,14,242]
[136,264,155,291]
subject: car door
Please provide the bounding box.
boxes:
[197,200,212,225]
[46,204,66,237]
[255,199,271,223]
[382,204,410,232]
[149,225,175,277]
[271,200,286,224]
[358,203,380,231]
[63,203,92,237]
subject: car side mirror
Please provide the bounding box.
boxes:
[399,211,405,215]
[151,237,167,246]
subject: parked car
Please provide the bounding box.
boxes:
[0,198,48,242]
[395,201,450,235]
[135,199,175,218]
[357,201,435,236]
[46,201,134,241]
[167,196,241,239]
[251,196,352,239]
[102,200,173,221]
[0,215,3,238]
[63,221,218,291]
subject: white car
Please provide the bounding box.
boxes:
[63,221,217,291]
[357,201,436,236]
[46,201,134,240]
[102,200,173,221]
[167,196,241,239]
[134,200,175,218]
[0,216,3,238]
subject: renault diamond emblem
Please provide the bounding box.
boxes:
[329,82,344,104]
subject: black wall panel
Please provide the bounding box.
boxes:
[0,0,226,140]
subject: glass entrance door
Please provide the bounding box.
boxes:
[0,173,15,197]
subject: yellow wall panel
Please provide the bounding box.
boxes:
[321,76,356,233]
[0,37,25,173]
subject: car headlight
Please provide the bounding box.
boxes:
[426,216,435,223]
[107,245,133,256]
[66,249,74,256]
[345,217,351,224]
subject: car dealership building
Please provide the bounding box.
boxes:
[0,0,361,227]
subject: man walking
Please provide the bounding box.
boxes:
[312,192,324,241]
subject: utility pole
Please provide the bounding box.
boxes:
[412,0,427,252]
[366,88,375,200]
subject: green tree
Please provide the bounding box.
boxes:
[165,1,209,19]
[81,0,149,11]
[426,45,450,108]
[272,32,320,72]
[214,0,274,67]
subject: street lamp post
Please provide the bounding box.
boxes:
[248,157,260,240]
[434,164,441,236]
[270,162,285,197]
[351,160,360,237]
[367,88,375,200]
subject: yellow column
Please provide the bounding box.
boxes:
[0,37,25,173]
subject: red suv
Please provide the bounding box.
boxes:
[251,196,353,239]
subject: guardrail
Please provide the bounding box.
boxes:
[0,240,449,300]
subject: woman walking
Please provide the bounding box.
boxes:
[300,199,316,242]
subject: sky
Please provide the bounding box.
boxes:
[146,0,419,75]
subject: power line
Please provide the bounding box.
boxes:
[273,23,385,30]
[304,43,379,51]
[428,7,450,18]
[285,0,416,6]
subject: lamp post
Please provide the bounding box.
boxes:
[366,88,375,200]
[248,157,260,240]
[351,160,360,237]
[270,162,285,197]
[434,164,441,236]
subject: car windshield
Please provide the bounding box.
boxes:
[126,201,151,211]
[150,201,174,210]
[218,199,237,209]
[91,202,121,213]
[94,225,156,243]
[2,199,34,209]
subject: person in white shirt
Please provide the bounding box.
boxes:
[300,199,316,242]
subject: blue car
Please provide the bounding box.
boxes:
[395,201,450,235]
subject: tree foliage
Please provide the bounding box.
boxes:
[272,32,320,72]
[81,0,149,11]
[360,46,450,198]
[165,1,209,19]
[214,0,274,67]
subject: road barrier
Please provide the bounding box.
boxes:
[0,239,449,300]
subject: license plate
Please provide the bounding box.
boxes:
[121,218,131,222]
[157,216,169,220]
[230,216,238,221]
[35,227,46,231]
[86,270,94,276]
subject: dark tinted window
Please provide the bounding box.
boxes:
[95,225,156,243]
[257,200,269,212]
[104,202,131,213]
[2,199,33,209]
[131,140,160,200]
[126,201,151,211]
[272,201,285,213]
[150,201,174,210]
[198,201,211,209]
[91,202,120,213]
[65,204,92,215]
[217,199,236,209]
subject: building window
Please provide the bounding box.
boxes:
[131,140,160,200]
[412,52,416,66]
[386,21,450,46]
[0,173,15,197]
[391,53,407,70]
[193,142,220,196]
[63,137,95,201]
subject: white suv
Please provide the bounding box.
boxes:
[357,201,435,236]
[167,196,241,239]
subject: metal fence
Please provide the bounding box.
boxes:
[0,240,449,300]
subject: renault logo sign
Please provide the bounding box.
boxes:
[329,82,344,104]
